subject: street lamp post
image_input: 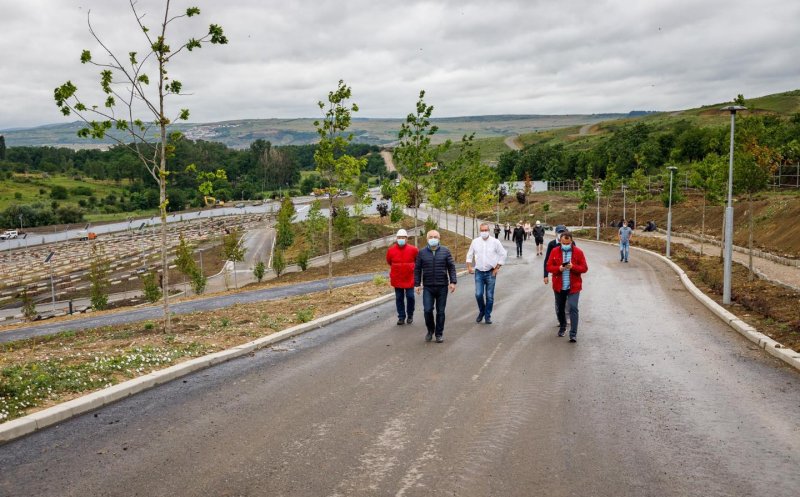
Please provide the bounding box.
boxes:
[666,166,678,258]
[720,105,745,304]
[595,185,601,241]
[622,184,627,221]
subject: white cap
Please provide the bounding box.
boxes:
[535,220,541,225]
[396,229,408,237]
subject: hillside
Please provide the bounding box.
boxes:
[1,114,625,149]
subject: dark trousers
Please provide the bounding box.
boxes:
[423,285,448,337]
[515,240,523,257]
[554,290,580,339]
[504,230,510,240]
[394,287,415,320]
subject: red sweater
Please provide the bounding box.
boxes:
[545,245,588,294]
[386,243,419,289]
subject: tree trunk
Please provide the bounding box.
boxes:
[748,194,754,281]
[604,198,610,227]
[581,209,585,227]
[700,196,705,256]
[633,202,637,230]
[328,195,333,293]
[453,208,458,256]
[159,121,170,332]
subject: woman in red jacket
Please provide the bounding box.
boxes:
[386,229,419,325]
[545,231,588,342]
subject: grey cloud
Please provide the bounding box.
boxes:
[1,0,799,129]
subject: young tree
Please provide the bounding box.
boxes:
[88,243,110,310]
[628,168,650,229]
[253,261,266,282]
[272,249,286,278]
[276,196,296,250]
[313,80,366,293]
[579,178,597,227]
[54,3,227,331]
[222,228,246,289]
[542,202,551,225]
[305,200,326,254]
[689,155,725,255]
[174,233,205,294]
[739,140,781,279]
[395,90,443,247]
[600,172,620,226]
[0,135,6,161]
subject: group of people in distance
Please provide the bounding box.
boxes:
[385,222,589,344]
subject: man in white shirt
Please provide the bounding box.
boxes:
[467,223,508,324]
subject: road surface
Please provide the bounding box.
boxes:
[1,236,799,496]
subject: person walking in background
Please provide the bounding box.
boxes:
[504,222,511,240]
[467,223,507,324]
[523,221,532,241]
[386,229,418,325]
[533,220,545,256]
[618,220,633,263]
[512,222,525,257]
[545,230,588,342]
[494,223,501,239]
[414,230,457,343]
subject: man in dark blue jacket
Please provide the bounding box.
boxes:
[414,230,457,343]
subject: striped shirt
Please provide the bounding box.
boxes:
[561,248,572,291]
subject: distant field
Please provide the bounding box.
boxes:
[0,173,129,212]
[2,114,625,149]
[438,136,512,164]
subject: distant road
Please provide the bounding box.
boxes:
[504,135,523,150]
[381,149,398,176]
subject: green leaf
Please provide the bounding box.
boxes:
[137,74,150,85]
[186,38,201,51]
[167,80,183,94]
[208,24,228,44]
[104,96,115,108]
[186,7,201,16]
[129,52,138,65]
[179,109,190,120]
[100,70,113,94]
[80,50,92,64]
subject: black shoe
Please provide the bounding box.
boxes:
[485,318,492,324]
[435,336,444,343]
[425,332,433,342]
[397,319,405,325]
[406,317,413,324]
[624,260,628,263]
[569,338,577,343]
[476,312,484,323]
[558,331,565,337]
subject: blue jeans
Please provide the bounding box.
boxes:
[554,290,580,339]
[474,270,496,320]
[620,240,630,261]
[394,287,415,320]
[423,285,448,337]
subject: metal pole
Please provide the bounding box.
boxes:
[50,261,56,312]
[666,171,673,257]
[595,187,601,241]
[622,184,627,220]
[723,111,737,304]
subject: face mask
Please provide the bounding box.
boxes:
[428,238,440,248]
[480,231,490,239]
[561,243,572,251]
[397,239,406,246]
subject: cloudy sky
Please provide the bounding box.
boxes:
[2,0,799,129]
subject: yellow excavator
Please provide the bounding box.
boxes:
[203,196,225,208]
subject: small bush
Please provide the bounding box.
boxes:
[20,289,37,321]
[141,270,163,303]
[373,275,388,286]
[253,261,266,282]
[424,216,437,233]
[190,269,207,295]
[296,308,314,323]
[143,321,155,331]
[297,250,310,271]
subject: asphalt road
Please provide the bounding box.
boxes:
[1,238,799,496]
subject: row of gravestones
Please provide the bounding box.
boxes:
[0,214,267,301]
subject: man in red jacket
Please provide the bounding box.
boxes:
[545,230,588,342]
[386,229,419,325]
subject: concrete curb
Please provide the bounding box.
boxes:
[579,237,800,373]
[0,289,397,444]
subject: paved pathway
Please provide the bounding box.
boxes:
[639,231,800,291]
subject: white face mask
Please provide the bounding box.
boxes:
[480,231,490,239]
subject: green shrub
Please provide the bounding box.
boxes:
[273,250,286,277]
[140,270,163,303]
[297,250,310,271]
[296,308,314,323]
[253,261,266,282]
